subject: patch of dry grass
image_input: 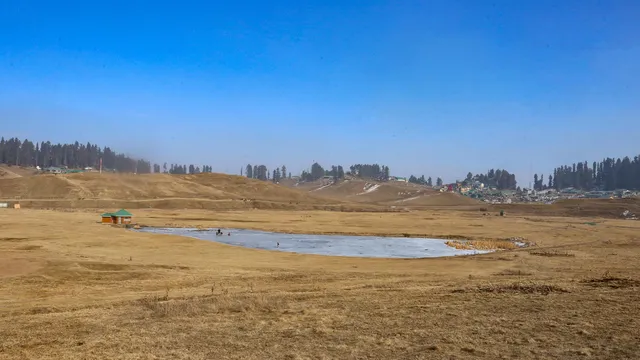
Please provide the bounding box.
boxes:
[495,268,533,276]
[529,249,576,257]
[454,282,569,295]
[14,244,42,251]
[137,292,289,317]
[0,237,28,242]
[581,272,640,289]
[445,239,520,250]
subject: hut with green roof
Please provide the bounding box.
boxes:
[100,209,133,224]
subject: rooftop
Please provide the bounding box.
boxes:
[102,209,133,217]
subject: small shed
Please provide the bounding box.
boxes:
[101,212,114,223]
[101,209,133,224]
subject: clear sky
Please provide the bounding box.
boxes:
[1,0,639,183]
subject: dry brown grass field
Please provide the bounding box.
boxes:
[0,165,37,179]
[1,201,640,359]
[1,173,640,359]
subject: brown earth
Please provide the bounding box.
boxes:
[0,165,37,179]
[392,191,483,207]
[0,172,336,203]
[1,171,639,220]
[496,198,640,218]
[0,208,639,359]
[287,178,465,205]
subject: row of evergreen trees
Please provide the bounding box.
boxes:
[244,164,276,182]
[167,164,214,175]
[466,169,518,190]
[300,163,347,182]
[534,155,640,191]
[407,169,517,190]
[0,136,219,175]
[348,164,389,181]
[408,175,443,187]
[0,136,151,173]
[243,162,390,183]
[6,136,637,191]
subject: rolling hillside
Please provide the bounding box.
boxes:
[283,178,460,204]
[0,172,336,204]
[389,191,483,206]
[0,165,37,179]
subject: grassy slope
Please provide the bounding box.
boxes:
[0,172,335,203]
[0,164,37,178]
[1,171,638,218]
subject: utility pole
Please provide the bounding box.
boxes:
[529,159,532,190]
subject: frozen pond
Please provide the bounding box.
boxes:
[137,227,492,259]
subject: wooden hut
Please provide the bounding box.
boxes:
[101,209,133,224]
[101,213,114,223]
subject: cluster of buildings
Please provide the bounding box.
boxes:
[458,184,640,205]
[388,176,408,182]
[421,179,639,204]
[38,166,97,174]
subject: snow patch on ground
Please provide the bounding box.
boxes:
[309,183,332,192]
[356,183,381,195]
[137,227,493,258]
[393,195,422,203]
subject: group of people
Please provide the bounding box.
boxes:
[214,228,284,249]
[215,229,230,236]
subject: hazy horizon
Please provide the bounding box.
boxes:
[2,1,639,184]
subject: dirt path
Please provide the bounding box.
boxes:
[59,176,94,198]
[0,167,22,179]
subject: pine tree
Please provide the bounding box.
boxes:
[466,172,473,184]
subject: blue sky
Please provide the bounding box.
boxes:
[1,0,639,183]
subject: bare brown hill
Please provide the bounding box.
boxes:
[495,198,640,218]
[294,179,443,205]
[0,165,37,179]
[0,172,336,205]
[2,171,635,217]
[389,191,483,206]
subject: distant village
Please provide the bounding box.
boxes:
[39,165,95,174]
[437,180,640,205]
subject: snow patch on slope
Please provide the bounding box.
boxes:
[309,183,333,192]
[393,195,422,203]
[356,183,381,195]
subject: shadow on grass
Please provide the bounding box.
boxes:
[581,272,640,289]
[137,292,289,318]
[453,282,568,295]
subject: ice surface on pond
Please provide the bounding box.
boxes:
[137,228,492,259]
